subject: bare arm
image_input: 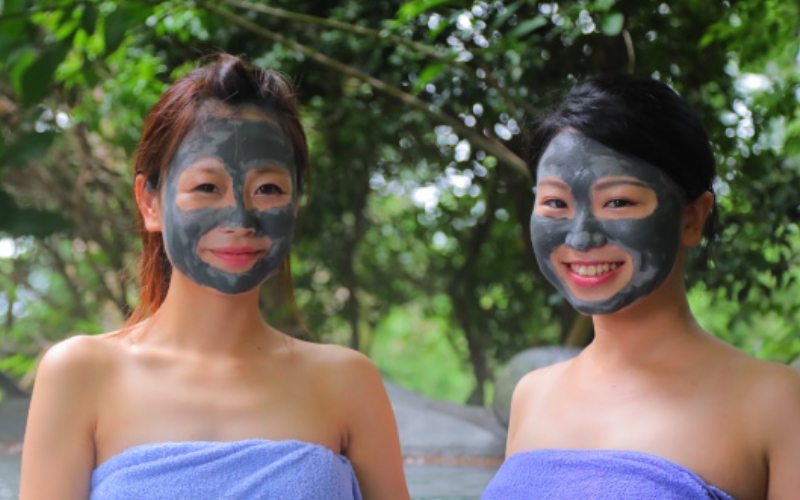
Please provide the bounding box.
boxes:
[505,369,546,457]
[334,351,409,500]
[20,336,105,500]
[764,366,800,500]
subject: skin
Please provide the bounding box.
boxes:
[506,130,800,500]
[20,107,410,500]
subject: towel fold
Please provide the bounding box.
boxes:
[90,439,362,500]
[482,448,736,500]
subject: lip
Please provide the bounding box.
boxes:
[562,260,624,287]
[209,246,266,268]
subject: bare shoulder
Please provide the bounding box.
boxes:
[513,356,575,405]
[21,333,125,499]
[37,333,120,387]
[739,357,800,421]
[286,339,383,394]
[506,357,575,454]
[732,357,800,497]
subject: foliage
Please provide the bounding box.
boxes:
[1,0,799,404]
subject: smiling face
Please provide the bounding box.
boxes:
[530,131,684,315]
[161,116,296,295]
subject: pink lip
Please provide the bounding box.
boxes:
[563,261,624,287]
[210,247,266,267]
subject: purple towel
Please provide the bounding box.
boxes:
[90,439,362,500]
[482,449,736,500]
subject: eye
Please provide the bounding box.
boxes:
[543,199,568,209]
[256,183,285,195]
[193,183,218,194]
[604,199,635,208]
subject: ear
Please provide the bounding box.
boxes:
[681,191,714,246]
[135,174,163,232]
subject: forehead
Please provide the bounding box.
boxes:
[173,117,294,172]
[537,131,666,187]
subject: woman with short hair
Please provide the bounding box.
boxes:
[483,75,800,500]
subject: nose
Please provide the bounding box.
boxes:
[217,193,260,234]
[564,211,607,252]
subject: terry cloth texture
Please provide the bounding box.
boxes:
[482,448,736,500]
[90,439,362,500]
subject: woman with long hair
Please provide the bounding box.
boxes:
[483,75,800,500]
[20,54,409,500]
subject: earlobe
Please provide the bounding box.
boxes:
[681,191,715,246]
[135,174,163,232]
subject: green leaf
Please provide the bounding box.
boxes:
[104,6,129,55]
[0,0,27,46]
[1,131,58,166]
[601,12,625,36]
[104,4,151,55]
[395,0,453,23]
[3,207,72,237]
[593,0,617,11]
[507,16,547,39]
[9,47,34,97]
[0,29,28,68]
[489,1,523,31]
[80,3,98,36]
[698,32,716,49]
[19,38,72,107]
[0,188,71,238]
[413,62,446,94]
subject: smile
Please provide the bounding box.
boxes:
[561,260,625,288]
[567,262,621,277]
[209,247,266,268]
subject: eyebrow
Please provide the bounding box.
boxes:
[592,179,651,190]
[537,179,569,188]
[247,164,292,174]
[183,164,226,175]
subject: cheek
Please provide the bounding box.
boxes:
[530,216,570,254]
[600,213,681,259]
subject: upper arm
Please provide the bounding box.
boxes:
[20,336,107,500]
[329,351,409,500]
[762,367,800,500]
[505,369,541,456]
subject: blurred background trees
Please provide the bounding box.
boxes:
[1,0,799,405]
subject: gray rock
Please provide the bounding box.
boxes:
[492,346,582,427]
[0,397,28,445]
[384,381,506,459]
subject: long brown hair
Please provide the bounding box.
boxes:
[126,54,309,327]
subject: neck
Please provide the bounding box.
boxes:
[584,278,707,372]
[139,271,280,356]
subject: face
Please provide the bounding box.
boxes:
[161,117,296,295]
[530,131,683,315]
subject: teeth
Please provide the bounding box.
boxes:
[570,263,619,276]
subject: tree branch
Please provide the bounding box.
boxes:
[41,240,89,320]
[198,1,529,178]
[0,0,158,22]
[217,0,539,117]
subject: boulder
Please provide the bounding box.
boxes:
[0,397,28,446]
[492,346,582,427]
[384,381,506,459]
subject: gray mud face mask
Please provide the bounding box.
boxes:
[530,131,683,315]
[161,118,296,295]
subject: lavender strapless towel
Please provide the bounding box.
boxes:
[482,449,736,500]
[90,439,362,500]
